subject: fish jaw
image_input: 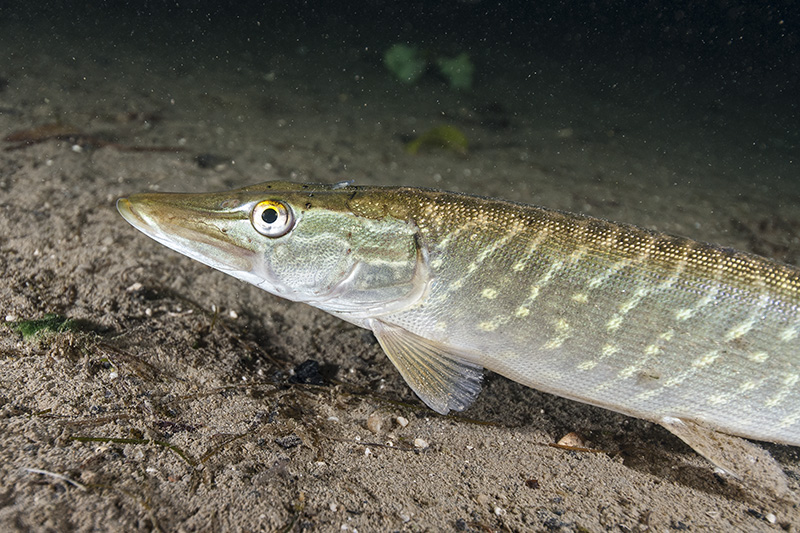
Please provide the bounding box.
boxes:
[116,192,267,287]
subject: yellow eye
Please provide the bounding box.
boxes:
[251,200,294,237]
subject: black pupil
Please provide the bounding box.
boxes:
[262,208,279,224]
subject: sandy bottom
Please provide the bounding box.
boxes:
[1,14,800,533]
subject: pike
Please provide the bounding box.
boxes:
[117,181,800,485]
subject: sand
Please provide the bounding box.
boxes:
[1,5,799,532]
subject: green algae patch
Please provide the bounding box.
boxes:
[384,44,474,90]
[436,53,474,90]
[8,313,79,340]
[384,44,427,84]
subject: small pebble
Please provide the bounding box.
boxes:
[396,416,409,428]
[366,412,383,434]
[126,282,143,292]
[557,432,585,448]
[414,438,428,449]
[476,493,489,505]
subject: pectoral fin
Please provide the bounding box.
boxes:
[660,416,790,498]
[368,319,483,414]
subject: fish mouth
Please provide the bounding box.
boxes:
[116,192,257,275]
[117,197,147,230]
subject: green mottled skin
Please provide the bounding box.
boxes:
[118,181,800,449]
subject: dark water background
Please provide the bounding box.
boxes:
[2,1,797,199]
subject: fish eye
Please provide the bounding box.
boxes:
[251,200,294,237]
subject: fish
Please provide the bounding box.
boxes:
[117,181,800,487]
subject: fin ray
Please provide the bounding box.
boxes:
[369,319,483,414]
[660,416,790,498]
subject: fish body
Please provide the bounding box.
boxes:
[117,181,800,476]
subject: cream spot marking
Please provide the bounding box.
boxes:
[591,344,627,393]
[606,316,623,332]
[472,258,563,333]
[587,258,632,290]
[724,319,756,342]
[655,262,686,293]
[644,344,662,356]
[614,330,673,389]
[571,293,589,303]
[511,228,551,273]
[675,285,720,322]
[691,350,721,369]
[525,260,563,304]
[605,284,656,336]
[747,351,769,363]
[618,287,650,315]
[779,408,800,429]
[481,288,498,300]
[765,373,799,408]
[477,322,497,332]
[780,326,799,343]
[466,223,524,274]
[658,349,721,389]
[577,360,597,371]
[436,219,480,252]
[537,260,563,288]
[706,393,731,406]
[722,376,769,408]
[739,380,758,392]
[430,258,443,269]
[724,292,772,342]
[601,344,619,358]
[543,319,571,350]
[569,246,588,264]
[436,222,524,304]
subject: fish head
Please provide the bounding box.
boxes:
[117,181,429,319]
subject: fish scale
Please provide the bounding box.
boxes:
[117,180,800,483]
[386,190,800,438]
